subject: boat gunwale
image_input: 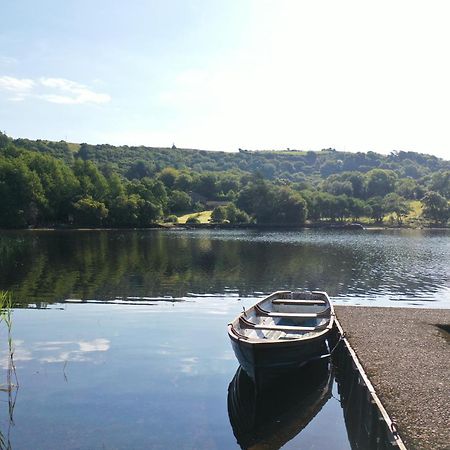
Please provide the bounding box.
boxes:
[227,290,335,346]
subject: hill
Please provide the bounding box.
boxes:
[0,132,449,229]
[10,135,449,182]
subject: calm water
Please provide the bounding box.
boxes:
[0,228,449,306]
[0,229,449,449]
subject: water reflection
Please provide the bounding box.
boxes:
[227,360,333,449]
[0,229,449,306]
[333,344,402,450]
[0,346,18,450]
[0,384,16,450]
[1,338,110,366]
[228,351,404,450]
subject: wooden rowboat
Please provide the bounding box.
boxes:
[227,290,334,388]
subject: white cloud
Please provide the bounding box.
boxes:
[0,75,110,105]
[39,77,111,104]
[1,77,36,103]
[0,76,35,92]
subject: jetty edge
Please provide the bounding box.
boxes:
[335,305,450,450]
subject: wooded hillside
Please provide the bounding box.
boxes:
[1,132,449,228]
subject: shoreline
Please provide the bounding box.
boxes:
[1,222,449,232]
[335,305,450,450]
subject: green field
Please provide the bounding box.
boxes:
[177,210,213,224]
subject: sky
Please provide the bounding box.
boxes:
[1,0,450,159]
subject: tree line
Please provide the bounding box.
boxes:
[0,133,449,228]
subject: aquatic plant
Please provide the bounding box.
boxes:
[0,292,17,391]
[0,291,17,450]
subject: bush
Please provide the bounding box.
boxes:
[164,215,179,223]
[186,216,201,224]
[211,206,227,223]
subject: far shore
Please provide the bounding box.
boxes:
[2,222,449,232]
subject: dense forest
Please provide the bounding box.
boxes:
[0,132,449,228]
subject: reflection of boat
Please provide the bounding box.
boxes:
[227,360,333,450]
[227,291,334,388]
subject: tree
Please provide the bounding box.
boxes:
[108,194,141,227]
[22,152,79,221]
[158,167,179,188]
[73,160,109,201]
[127,178,167,213]
[168,190,191,213]
[225,204,250,224]
[383,193,410,225]
[211,206,227,223]
[274,187,308,224]
[73,197,108,226]
[421,191,450,225]
[395,178,421,200]
[260,163,276,178]
[195,173,218,198]
[174,173,193,191]
[0,158,46,227]
[324,180,353,197]
[367,196,385,222]
[347,197,371,221]
[320,160,343,177]
[430,170,450,198]
[236,179,277,224]
[366,169,397,198]
[341,172,366,198]
[126,160,155,179]
[77,143,91,161]
[138,200,162,225]
[107,172,125,200]
[237,180,307,224]
[0,132,10,149]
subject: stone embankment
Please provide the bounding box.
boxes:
[335,306,450,450]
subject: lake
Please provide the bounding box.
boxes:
[0,229,449,449]
[1,228,449,307]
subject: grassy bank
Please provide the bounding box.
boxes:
[177,210,213,224]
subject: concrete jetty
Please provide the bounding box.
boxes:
[335,306,450,450]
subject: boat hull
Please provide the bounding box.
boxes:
[227,290,334,388]
[229,328,330,388]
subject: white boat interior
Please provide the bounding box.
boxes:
[230,291,333,341]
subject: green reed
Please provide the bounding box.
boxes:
[0,292,18,392]
[0,292,17,450]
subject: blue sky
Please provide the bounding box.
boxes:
[1,0,449,158]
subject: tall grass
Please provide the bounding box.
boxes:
[0,291,17,450]
[0,292,17,392]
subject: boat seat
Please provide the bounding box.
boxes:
[272,299,326,305]
[247,323,326,332]
[239,316,327,332]
[265,312,322,318]
[255,304,329,318]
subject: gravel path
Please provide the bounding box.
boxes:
[335,306,450,450]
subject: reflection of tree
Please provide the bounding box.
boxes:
[0,230,446,304]
[0,231,352,301]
